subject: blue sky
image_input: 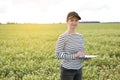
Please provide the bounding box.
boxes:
[0,0,120,23]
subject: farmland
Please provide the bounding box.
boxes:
[0,23,120,80]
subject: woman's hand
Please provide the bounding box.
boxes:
[75,51,85,58]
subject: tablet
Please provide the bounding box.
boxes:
[84,55,98,58]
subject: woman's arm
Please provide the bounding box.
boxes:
[55,35,76,60]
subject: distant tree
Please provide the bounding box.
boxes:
[7,22,16,24]
[59,22,62,24]
[80,21,100,23]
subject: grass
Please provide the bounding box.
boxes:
[0,23,120,80]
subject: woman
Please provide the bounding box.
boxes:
[55,11,85,80]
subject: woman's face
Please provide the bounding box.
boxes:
[67,17,79,29]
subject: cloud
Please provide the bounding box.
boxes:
[0,0,10,13]
[0,7,6,13]
[0,0,120,23]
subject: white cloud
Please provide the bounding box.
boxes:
[0,0,120,23]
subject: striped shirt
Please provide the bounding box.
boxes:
[55,32,85,70]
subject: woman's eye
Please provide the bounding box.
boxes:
[75,20,78,22]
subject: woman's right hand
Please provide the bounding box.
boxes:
[75,51,85,58]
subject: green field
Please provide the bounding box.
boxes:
[0,24,120,80]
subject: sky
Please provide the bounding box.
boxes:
[0,0,120,23]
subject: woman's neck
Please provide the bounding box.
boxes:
[67,29,76,34]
